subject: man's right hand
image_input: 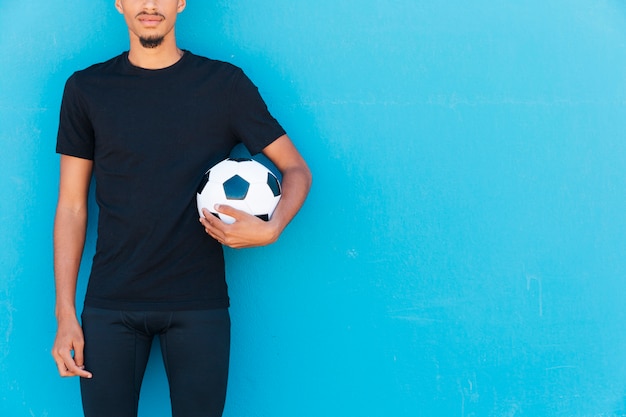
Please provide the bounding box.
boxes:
[51,316,93,378]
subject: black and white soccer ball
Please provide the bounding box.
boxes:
[197,157,282,224]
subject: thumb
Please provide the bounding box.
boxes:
[73,344,85,368]
[214,204,241,218]
[72,348,93,378]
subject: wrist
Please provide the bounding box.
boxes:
[266,218,285,244]
[55,303,77,321]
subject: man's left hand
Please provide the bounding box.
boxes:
[199,205,280,248]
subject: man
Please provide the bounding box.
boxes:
[51,1,312,416]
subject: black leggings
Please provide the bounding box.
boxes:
[80,306,230,417]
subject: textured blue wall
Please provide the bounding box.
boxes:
[2,1,626,416]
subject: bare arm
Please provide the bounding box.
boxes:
[51,155,93,378]
[200,134,312,248]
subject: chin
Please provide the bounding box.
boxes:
[139,36,165,48]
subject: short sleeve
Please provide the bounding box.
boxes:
[229,70,286,155]
[56,74,95,160]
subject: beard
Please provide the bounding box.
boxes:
[139,35,164,49]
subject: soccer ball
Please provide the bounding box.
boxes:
[197,157,282,224]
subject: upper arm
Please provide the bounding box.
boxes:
[57,155,93,213]
[261,134,310,177]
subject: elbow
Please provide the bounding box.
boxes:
[302,164,313,192]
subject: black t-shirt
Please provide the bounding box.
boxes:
[56,51,285,311]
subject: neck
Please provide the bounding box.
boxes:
[127,33,184,69]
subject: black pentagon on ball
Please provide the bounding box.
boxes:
[196,172,210,194]
[266,173,281,197]
[223,175,250,200]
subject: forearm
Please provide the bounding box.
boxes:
[53,206,88,319]
[269,164,312,237]
[51,201,92,379]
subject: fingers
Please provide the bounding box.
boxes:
[213,204,240,218]
[200,205,242,236]
[52,323,93,379]
[52,348,93,378]
[199,205,276,249]
[199,211,224,246]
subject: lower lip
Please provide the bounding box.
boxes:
[139,18,162,27]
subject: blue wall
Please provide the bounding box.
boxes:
[2,1,626,416]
